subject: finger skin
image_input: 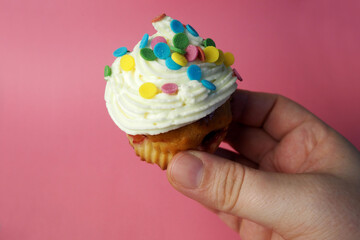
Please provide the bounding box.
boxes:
[215,147,259,169]
[168,150,360,240]
[224,124,277,168]
[239,219,274,240]
[167,151,306,230]
[231,90,316,140]
[227,90,360,175]
[202,205,242,233]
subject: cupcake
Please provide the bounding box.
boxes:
[104,14,241,169]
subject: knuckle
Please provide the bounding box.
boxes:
[213,162,246,213]
[302,120,328,153]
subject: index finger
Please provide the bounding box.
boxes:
[230,89,315,140]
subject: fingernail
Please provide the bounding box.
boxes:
[170,152,204,189]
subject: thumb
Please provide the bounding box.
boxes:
[167,151,311,232]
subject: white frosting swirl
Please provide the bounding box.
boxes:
[105,16,237,135]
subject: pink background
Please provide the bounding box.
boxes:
[1,0,360,239]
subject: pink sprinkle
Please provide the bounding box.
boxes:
[161,83,178,94]
[233,68,243,81]
[150,36,167,49]
[185,45,198,62]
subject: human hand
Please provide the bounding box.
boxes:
[167,90,360,240]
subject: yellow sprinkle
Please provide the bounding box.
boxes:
[204,46,219,63]
[171,52,188,67]
[215,49,225,65]
[223,52,235,67]
[120,55,135,71]
[139,82,158,99]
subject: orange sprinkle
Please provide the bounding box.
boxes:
[152,13,166,23]
[197,46,205,61]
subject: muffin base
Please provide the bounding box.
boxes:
[127,100,232,169]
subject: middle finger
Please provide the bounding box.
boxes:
[224,123,278,165]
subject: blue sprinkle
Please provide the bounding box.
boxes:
[170,19,184,34]
[153,42,170,59]
[113,47,128,57]
[201,80,216,91]
[187,65,202,80]
[186,24,199,37]
[166,57,182,70]
[140,33,149,49]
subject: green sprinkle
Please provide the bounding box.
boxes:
[140,48,157,61]
[104,65,112,77]
[203,38,216,47]
[170,46,186,55]
[173,33,189,50]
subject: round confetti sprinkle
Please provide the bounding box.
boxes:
[171,52,188,67]
[161,83,178,94]
[173,33,189,50]
[170,19,184,33]
[187,65,202,80]
[104,65,111,77]
[151,36,167,49]
[170,46,186,55]
[197,46,205,61]
[204,46,219,63]
[113,47,128,57]
[165,57,182,70]
[153,42,171,59]
[224,52,235,66]
[185,45,198,62]
[215,49,225,65]
[186,24,199,37]
[152,13,166,23]
[139,82,158,99]
[201,80,216,91]
[203,38,216,47]
[120,55,135,71]
[233,68,243,81]
[140,33,149,49]
[140,48,157,61]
